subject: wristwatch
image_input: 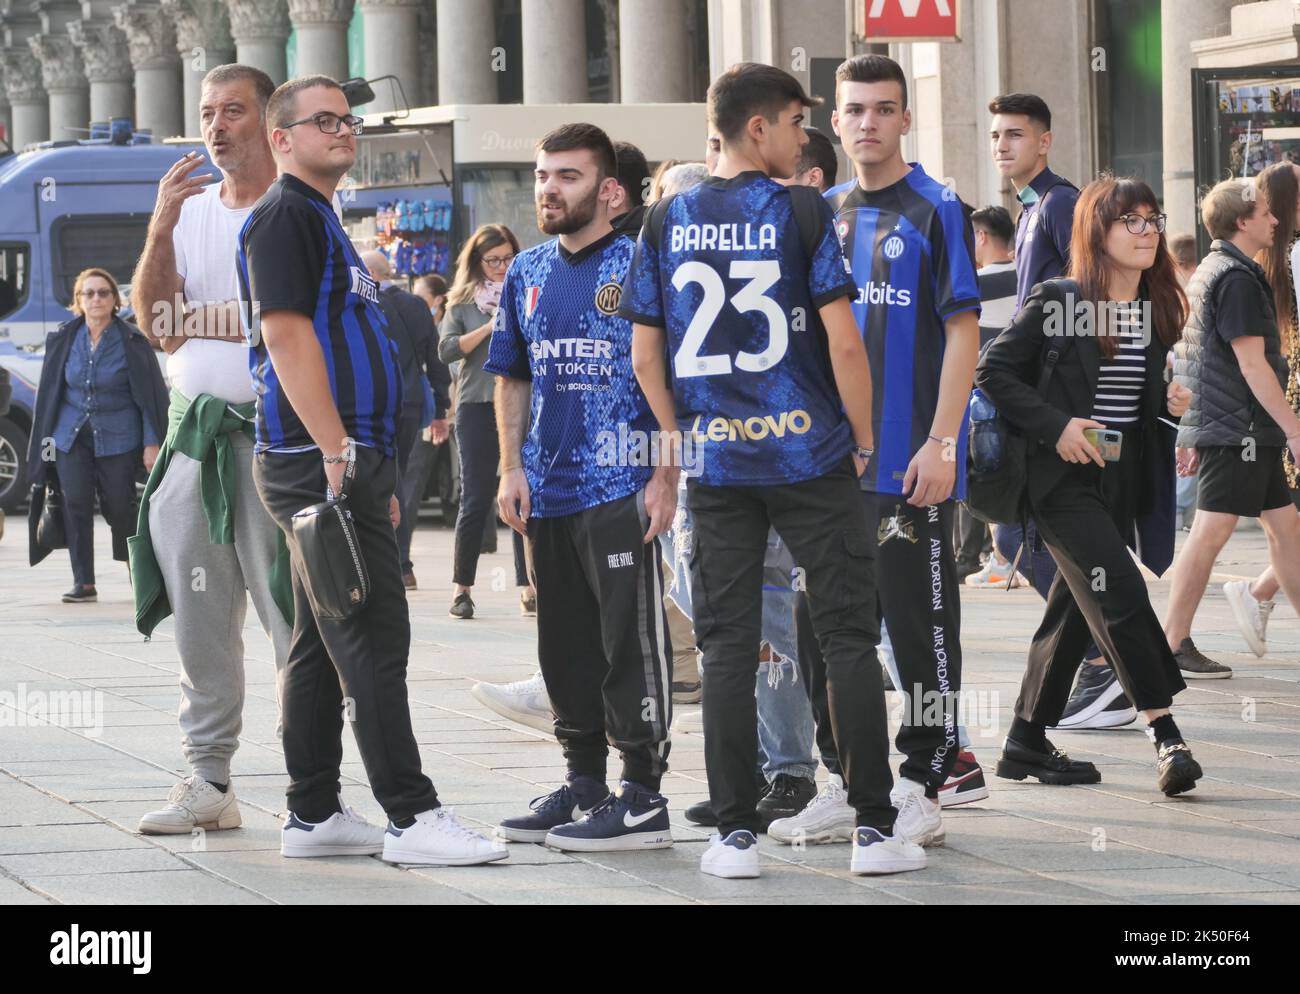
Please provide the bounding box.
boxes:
[853,444,875,462]
[322,437,356,464]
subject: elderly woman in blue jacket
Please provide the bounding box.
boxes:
[28,268,168,603]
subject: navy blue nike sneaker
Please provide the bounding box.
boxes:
[544,781,672,852]
[498,773,609,843]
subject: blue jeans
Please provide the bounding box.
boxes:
[665,490,816,783]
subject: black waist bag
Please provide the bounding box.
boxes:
[291,489,369,621]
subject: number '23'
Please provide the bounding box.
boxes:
[672,260,788,379]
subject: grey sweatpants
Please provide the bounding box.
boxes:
[149,431,292,783]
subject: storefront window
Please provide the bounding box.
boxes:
[1193,66,1300,254]
[457,166,546,253]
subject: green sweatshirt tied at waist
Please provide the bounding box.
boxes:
[128,388,293,639]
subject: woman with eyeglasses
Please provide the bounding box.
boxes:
[28,268,168,602]
[976,177,1205,797]
[437,223,534,618]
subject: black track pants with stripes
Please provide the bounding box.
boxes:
[527,491,672,790]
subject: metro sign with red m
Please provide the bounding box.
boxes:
[862,0,961,42]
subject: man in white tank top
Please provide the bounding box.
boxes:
[128,65,306,837]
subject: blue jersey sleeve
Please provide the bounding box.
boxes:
[930,198,982,321]
[618,227,665,326]
[808,198,856,309]
[484,265,531,380]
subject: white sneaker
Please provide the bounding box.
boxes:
[382,807,508,866]
[964,558,1026,589]
[670,708,703,734]
[281,800,385,857]
[700,830,760,878]
[850,827,927,875]
[891,778,945,846]
[1224,580,1273,658]
[767,773,855,845]
[470,672,553,733]
[138,775,241,835]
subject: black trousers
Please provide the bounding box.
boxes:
[953,501,990,567]
[528,492,671,789]
[57,426,138,586]
[798,492,964,793]
[689,460,893,836]
[452,401,499,586]
[253,446,439,823]
[1017,430,1185,722]
[393,410,423,575]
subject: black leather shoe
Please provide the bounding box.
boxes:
[62,585,97,603]
[684,798,718,826]
[448,592,475,619]
[1156,739,1203,796]
[995,736,1101,785]
[757,773,817,827]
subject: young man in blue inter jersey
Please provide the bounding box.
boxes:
[623,63,926,880]
[487,124,677,853]
[800,55,985,850]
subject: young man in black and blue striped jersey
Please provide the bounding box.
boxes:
[488,124,677,853]
[239,76,504,867]
[813,55,985,846]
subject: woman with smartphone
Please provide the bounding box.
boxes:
[976,176,1202,797]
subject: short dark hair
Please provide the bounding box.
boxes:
[267,75,345,131]
[1168,233,1197,269]
[988,93,1052,132]
[970,205,1014,245]
[797,128,838,191]
[708,62,819,143]
[613,140,650,207]
[835,54,908,110]
[536,122,617,180]
[201,64,275,115]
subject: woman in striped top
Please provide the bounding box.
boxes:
[977,176,1204,799]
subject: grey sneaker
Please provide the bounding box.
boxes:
[1173,638,1232,679]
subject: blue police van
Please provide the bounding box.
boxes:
[0,125,202,511]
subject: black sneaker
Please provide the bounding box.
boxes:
[995,736,1102,785]
[1173,638,1232,679]
[62,585,97,603]
[1051,664,1137,730]
[684,777,771,829]
[756,773,816,827]
[1155,739,1203,796]
[448,592,474,619]
[544,781,672,852]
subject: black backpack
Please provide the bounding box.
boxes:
[965,278,1081,529]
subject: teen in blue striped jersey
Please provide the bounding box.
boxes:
[625,63,926,880]
[815,55,985,847]
[241,76,504,867]
[489,124,676,854]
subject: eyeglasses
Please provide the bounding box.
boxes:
[481,255,514,269]
[79,288,114,299]
[1116,212,1168,235]
[282,112,364,137]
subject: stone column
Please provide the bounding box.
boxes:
[356,0,421,112]
[0,48,48,146]
[435,0,495,106]
[67,18,135,122]
[619,0,689,103]
[30,33,89,140]
[113,1,184,138]
[228,0,289,86]
[522,0,587,104]
[1162,0,1238,236]
[288,0,352,81]
[0,61,10,145]
[162,0,233,138]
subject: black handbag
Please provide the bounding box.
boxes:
[37,484,68,551]
[291,454,369,621]
[966,279,1080,527]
